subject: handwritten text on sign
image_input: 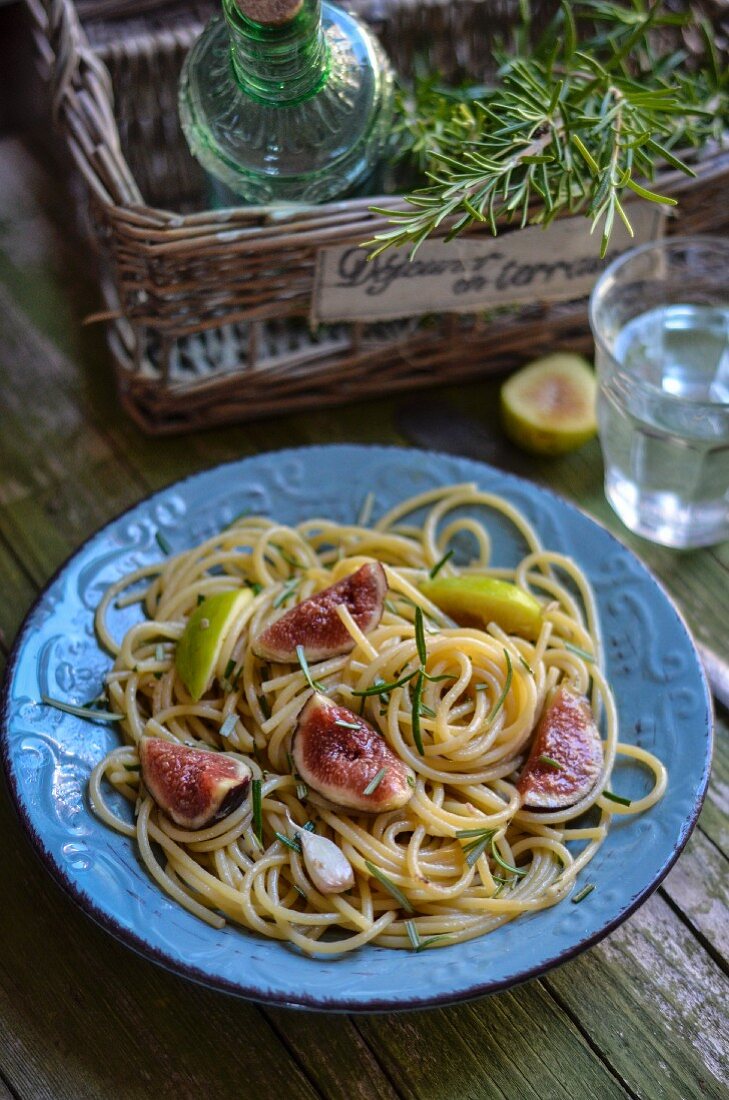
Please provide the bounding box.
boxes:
[311,205,664,325]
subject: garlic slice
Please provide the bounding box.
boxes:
[298,828,354,895]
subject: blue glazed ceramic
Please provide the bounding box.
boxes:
[0,446,713,1011]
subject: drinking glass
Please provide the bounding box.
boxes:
[589,236,729,549]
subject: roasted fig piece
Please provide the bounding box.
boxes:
[517,685,603,809]
[254,561,387,663]
[139,737,251,829]
[292,693,414,813]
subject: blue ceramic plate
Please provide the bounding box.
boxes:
[0,446,712,1011]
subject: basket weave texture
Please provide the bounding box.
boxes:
[27,0,729,434]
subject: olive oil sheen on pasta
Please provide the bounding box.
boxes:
[179,0,395,203]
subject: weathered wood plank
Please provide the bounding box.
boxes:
[659,826,729,967]
[545,891,728,1100]
[697,716,729,857]
[0,537,36,660]
[355,982,630,1100]
[264,1009,401,1100]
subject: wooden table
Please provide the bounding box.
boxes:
[0,132,727,1100]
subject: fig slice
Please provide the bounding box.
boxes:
[419,575,542,641]
[253,561,387,663]
[500,353,597,455]
[517,685,603,810]
[176,588,253,701]
[139,737,251,830]
[292,693,414,813]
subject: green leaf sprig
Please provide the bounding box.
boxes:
[366,0,726,259]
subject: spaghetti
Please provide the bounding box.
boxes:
[89,483,667,953]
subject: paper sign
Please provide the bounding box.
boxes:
[311,204,665,325]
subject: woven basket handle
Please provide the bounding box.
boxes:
[25,0,142,206]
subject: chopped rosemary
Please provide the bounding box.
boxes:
[246,581,264,596]
[538,755,563,770]
[406,774,416,789]
[518,656,534,677]
[423,671,456,684]
[271,543,303,570]
[572,883,596,904]
[490,837,528,878]
[251,778,263,846]
[414,606,428,666]
[420,703,436,719]
[296,645,326,693]
[429,549,454,579]
[224,658,236,681]
[219,714,237,738]
[363,767,388,796]
[603,790,632,807]
[357,491,375,526]
[296,782,309,800]
[406,920,451,951]
[384,599,399,615]
[197,594,205,606]
[457,828,496,867]
[155,643,164,663]
[303,820,316,832]
[365,860,414,913]
[563,641,595,663]
[155,531,172,555]
[257,693,271,720]
[479,649,513,726]
[273,577,300,609]
[274,831,302,853]
[334,718,361,730]
[352,668,417,697]
[411,671,425,755]
[41,695,124,723]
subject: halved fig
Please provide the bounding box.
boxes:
[139,737,251,830]
[517,685,603,809]
[292,694,414,813]
[253,561,387,663]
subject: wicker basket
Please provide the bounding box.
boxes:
[27,0,729,434]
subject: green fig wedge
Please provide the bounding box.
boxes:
[176,589,253,701]
[419,575,542,640]
[500,353,597,456]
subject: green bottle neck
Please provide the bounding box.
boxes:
[222,0,330,105]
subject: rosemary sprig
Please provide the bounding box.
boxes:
[365,860,414,913]
[296,645,326,693]
[429,549,454,579]
[251,778,263,846]
[352,669,418,697]
[603,790,632,807]
[476,650,513,726]
[274,831,302,853]
[563,641,596,662]
[41,695,124,723]
[538,754,563,770]
[155,531,172,556]
[572,882,596,904]
[366,0,725,260]
[273,577,300,609]
[405,919,451,951]
[363,767,388,796]
[411,671,425,756]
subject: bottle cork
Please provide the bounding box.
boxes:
[236,0,304,25]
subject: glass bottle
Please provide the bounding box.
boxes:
[179,0,395,205]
